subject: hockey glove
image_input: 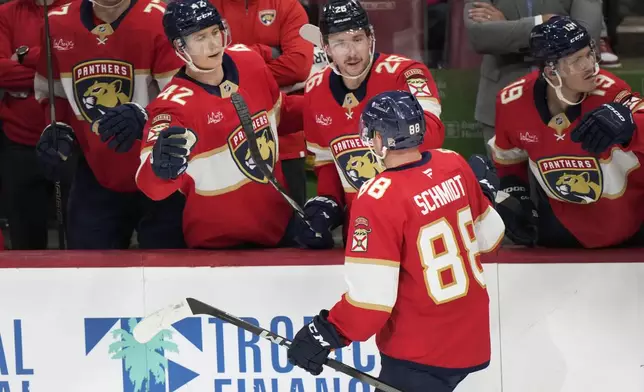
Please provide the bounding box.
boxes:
[571,102,635,154]
[36,122,75,179]
[496,176,538,247]
[151,126,197,181]
[467,154,499,206]
[288,310,345,376]
[94,102,148,153]
[297,196,343,249]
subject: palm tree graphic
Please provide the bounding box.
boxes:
[109,318,179,392]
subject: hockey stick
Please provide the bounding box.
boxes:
[299,24,323,48]
[133,297,402,392]
[42,0,66,250]
[230,92,307,219]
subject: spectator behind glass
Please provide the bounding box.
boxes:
[212,0,314,207]
[464,0,602,157]
[426,0,448,68]
[0,0,72,250]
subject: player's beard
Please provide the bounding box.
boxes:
[340,55,369,78]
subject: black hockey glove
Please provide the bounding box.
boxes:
[151,126,197,180]
[94,102,148,153]
[467,154,499,206]
[36,122,75,179]
[288,310,345,376]
[296,196,343,249]
[496,176,538,247]
[571,102,635,154]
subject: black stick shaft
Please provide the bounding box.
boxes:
[185,298,402,392]
[42,1,66,250]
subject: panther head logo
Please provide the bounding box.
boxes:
[83,80,130,114]
[345,153,383,183]
[555,172,601,203]
[244,129,276,170]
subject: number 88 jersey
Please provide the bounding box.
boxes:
[303,53,445,217]
[326,149,505,371]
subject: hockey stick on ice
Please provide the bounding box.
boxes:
[133,297,402,392]
[42,0,67,250]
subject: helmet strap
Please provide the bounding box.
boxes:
[544,68,587,106]
[367,136,388,168]
[174,31,230,74]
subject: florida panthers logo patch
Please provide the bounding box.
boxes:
[537,156,603,204]
[351,216,372,252]
[331,135,384,192]
[227,111,277,184]
[259,9,276,26]
[72,60,134,123]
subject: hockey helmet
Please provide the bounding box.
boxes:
[530,16,595,65]
[359,90,426,151]
[319,0,372,42]
[163,0,230,48]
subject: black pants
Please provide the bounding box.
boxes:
[376,354,472,392]
[281,157,307,207]
[0,131,73,249]
[67,157,186,249]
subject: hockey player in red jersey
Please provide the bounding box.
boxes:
[33,0,186,249]
[287,91,505,392]
[296,0,445,249]
[136,0,304,248]
[490,16,644,248]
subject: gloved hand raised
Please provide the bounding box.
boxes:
[151,126,198,180]
[93,102,148,153]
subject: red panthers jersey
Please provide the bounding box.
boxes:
[328,149,505,370]
[490,69,644,248]
[136,47,302,249]
[34,0,182,192]
[304,53,444,214]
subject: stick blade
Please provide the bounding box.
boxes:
[300,24,323,47]
[133,298,194,344]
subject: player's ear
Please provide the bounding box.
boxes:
[543,65,556,79]
[173,38,185,53]
[374,132,383,148]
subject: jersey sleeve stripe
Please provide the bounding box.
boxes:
[154,74,176,91]
[270,93,282,127]
[138,144,255,196]
[153,69,180,80]
[474,206,505,253]
[306,141,334,164]
[136,150,153,183]
[34,73,66,102]
[344,260,400,310]
[488,136,528,164]
[345,256,400,267]
[417,97,442,118]
[345,294,394,313]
